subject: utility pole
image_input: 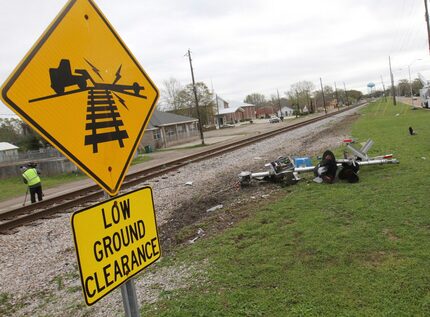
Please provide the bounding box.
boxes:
[408,58,422,106]
[215,94,220,128]
[334,82,340,110]
[343,82,349,106]
[408,66,414,106]
[306,91,312,113]
[320,77,327,114]
[424,0,430,55]
[380,75,387,102]
[186,49,205,145]
[295,90,300,117]
[389,56,397,105]
[277,89,282,117]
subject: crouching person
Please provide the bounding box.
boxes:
[313,150,337,184]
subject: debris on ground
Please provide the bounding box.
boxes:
[189,228,205,244]
[206,205,223,213]
[238,138,399,187]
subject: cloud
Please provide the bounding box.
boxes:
[1,0,429,116]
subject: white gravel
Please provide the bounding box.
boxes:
[0,108,360,316]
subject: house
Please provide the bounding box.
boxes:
[277,106,295,117]
[0,142,19,162]
[140,110,199,150]
[229,101,256,121]
[217,106,244,125]
[256,106,276,119]
[214,97,256,126]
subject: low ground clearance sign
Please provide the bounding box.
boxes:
[71,187,160,305]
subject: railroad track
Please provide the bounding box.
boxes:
[0,103,365,233]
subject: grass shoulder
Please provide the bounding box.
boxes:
[142,100,430,316]
[0,154,152,202]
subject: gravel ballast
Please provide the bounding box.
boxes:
[0,108,361,316]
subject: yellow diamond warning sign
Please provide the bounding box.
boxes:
[0,0,159,195]
[71,187,161,305]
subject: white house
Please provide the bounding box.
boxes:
[0,142,19,162]
[278,106,295,117]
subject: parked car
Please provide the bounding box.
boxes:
[269,116,280,123]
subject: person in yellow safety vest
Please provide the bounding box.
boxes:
[20,164,43,204]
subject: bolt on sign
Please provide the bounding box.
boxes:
[71,187,161,305]
[0,0,159,195]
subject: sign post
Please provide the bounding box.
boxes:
[121,278,140,317]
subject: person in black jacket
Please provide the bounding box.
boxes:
[313,150,337,184]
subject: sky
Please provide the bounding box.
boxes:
[1,0,430,117]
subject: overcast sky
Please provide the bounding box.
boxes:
[1,0,430,117]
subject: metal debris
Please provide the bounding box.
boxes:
[206,204,223,212]
[239,138,399,186]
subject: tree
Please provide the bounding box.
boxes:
[18,121,48,150]
[307,85,336,112]
[159,77,183,111]
[244,93,266,107]
[285,81,315,114]
[347,90,363,102]
[0,118,22,144]
[0,118,48,151]
[175,82,214,125]
[411,78,423,96]
[397,79,409,96]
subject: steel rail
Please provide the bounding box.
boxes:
[0,103,364,232]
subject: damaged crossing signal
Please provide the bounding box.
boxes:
[0,0,159,195]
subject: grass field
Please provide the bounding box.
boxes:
[142,100,430,316]
[0,154,151,202]
[0,172,87,202]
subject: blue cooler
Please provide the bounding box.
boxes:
[294,157,312,168]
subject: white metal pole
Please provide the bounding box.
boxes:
[121,279,140,317]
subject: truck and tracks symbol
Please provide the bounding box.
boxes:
[1,0,159,195]
[30,59,148,153]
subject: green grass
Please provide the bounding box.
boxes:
[131,153,152,165]
[0,155,151,202]
[155,143,207,151]
[0,172,87,202]
[141,100,430,316]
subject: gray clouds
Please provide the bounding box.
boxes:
[1,0,428,116]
